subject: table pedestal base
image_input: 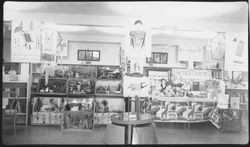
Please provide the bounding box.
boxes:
[103,124,125,144]
[132,123,158,144]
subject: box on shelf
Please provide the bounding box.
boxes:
[95,80,122,95]
[97,66,121,80]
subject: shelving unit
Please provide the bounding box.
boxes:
[2,62,30,126]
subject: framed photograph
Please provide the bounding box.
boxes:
[93,51,100,61]
[78,50,100,61]
[86,51,92,61]
[78,50,86,60]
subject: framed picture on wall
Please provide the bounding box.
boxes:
[78,50,100,61]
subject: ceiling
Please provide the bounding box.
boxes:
[4,2,249,39]
[4,2,248,24]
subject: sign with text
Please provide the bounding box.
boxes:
[148,71,170,97]
[171,69,212,83]
[123,76,149,97]
[217,94,229,109]
[178,47,203,62]
[224,35,248,71]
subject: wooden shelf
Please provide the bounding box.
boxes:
[225,88,248,91]
[96,79,122,81]
[16,113,27,115]
[149,96,217,102]
[31,123,61,127]
[95,94,123,98]
[31,93,67,97]
[68,94,95,98]
[3,97,28,100]
[154,119,210,123]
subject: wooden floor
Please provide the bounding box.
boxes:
[2,122,248,145]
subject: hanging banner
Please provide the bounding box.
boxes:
[124,19,152,57]
[123,76,150,97]
[11,20,42,62]
[217,94,229,109]
[148,71,170,97]
[171,69,212,83]
[224,36,248,72]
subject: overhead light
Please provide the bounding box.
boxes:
[43,23,89,32]
[176,31,217,39]
[4,2,43,11]
[94,27,125,35]
[108,2,242,21]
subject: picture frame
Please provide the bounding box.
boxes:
[78,50,100,61]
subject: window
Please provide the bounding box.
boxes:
[78,50,100,61]
[146,52,168,64]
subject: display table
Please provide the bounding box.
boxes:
[104,115,157,144]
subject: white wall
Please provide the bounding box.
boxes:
[61,41,121,66]
[60,32,209,67]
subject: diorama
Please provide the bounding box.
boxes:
[93,98,124,124]
[68,79,95,95]
[62,98,95,131]
[38,78,67,93]
[97,66,122,80]
[95,80,122,95]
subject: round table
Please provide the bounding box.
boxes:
[110,115,154,144]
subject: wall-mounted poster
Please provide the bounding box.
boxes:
[178,47,203,62]
[123,76,149,97]
[148,71,170,97]
[11,20,42,62]
[124,20,152,57]
[171,69,212,83]
[224,35,248,72]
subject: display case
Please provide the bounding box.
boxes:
[61,98,95,132]
[95,80,123,96]
[148,68,218,123]
[37,78,68,94]
[69,65,97,79]
[96,66,121,80]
